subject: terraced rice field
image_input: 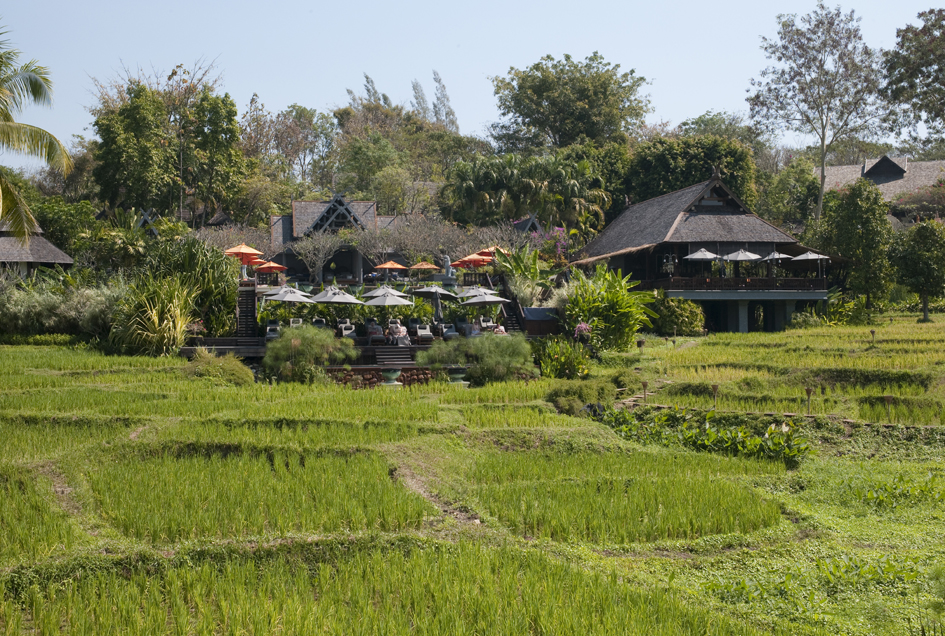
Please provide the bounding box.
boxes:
[0,318,944,634]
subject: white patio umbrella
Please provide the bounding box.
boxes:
[308,285,340,302]
[761,251,792,261]
[683,248,719,261]
[792,251,830,278]
[265,288,316,304]
[264,285,311,298]
[363,285,409,298]
[791,251,830,262]
[722,249,762,261]
[411,285,458,323]
[456,285,493,298]
[460,294,510,306]
[316,289,364,305]
[364,294,414,307]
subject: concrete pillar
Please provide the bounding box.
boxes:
[727,302,739,332]
[738,300,749,333]
[785,300,796,327]
[773,301,785,331]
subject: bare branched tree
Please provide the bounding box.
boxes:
[292,232,346,282]
[747,3,885,220]
[195,225,272,259]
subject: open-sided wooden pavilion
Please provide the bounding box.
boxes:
[572,172,829,332]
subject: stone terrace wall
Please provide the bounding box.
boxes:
[327,366,434,389]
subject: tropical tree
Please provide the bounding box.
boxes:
[0,27,72,240]
[626,135,757,209]
[817,179,893,306]
[891,221,945,322]
[883,10,945,136]
[491,52,650,149]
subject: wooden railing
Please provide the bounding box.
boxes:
[637,277,828,291]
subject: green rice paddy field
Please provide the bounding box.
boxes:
[1,316,944,634]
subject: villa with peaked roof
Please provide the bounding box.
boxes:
[0,221,73,277]
[270,194,402,282]
[822,155,945,201]
[572,173,828,333]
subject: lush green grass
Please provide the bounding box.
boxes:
[151,417,419,449]
[85,450,434,543]
[1,324,944,636]
[0,466,82,562]
[0,544,764,636]
[467,450,784,544]
[0,416,130,462]
[461,404,583,429]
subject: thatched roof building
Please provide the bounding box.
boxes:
[0,221,73,276]
[822,155,945,201]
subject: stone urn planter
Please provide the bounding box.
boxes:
[380,367,403,388]
[446,366,468,383]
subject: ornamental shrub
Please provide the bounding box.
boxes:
[109,276,198,356]
[263,325,357,384]
[466,333,537,386]
[185,348,255,386]
[650,290,705,336]
[562,265,654,351]
[534,336,590,379]
[546,378,617,415]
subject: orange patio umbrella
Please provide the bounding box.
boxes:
[475,246,509,258]
[254,261,288,273]
[409,261,440,270]
[225,243,264,264]
[374,260,408,282]
[248,257,267,266]
[451,254,491,269]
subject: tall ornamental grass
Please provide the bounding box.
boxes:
[109,276,197,356]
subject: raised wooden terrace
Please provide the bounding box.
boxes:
[180,338,431,363]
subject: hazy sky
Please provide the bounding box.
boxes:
[2,0,935,170]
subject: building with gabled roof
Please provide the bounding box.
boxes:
[0,221,73,277]
[572,172,828,332]
[822,155,945,201]
[270,194,403,282]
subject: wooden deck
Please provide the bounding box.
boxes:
[180,338,430,362]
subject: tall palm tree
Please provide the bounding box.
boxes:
[0,28,71,242]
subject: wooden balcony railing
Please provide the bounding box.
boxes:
[637,277,827,291]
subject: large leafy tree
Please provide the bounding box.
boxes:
[491,52,649,149]
[817,179,893,305]
[625,135,757,209]
[883,10,945,136]
[92,84,176,211]
[891,220,945,322]
[189,88,246,221]
[0,27,72,240]
[747,3,885,220]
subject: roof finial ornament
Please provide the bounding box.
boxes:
[711,165,721,181]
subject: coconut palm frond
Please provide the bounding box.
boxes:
[0,171,38,243]
[0,60,54,116]
[0,122,72,172]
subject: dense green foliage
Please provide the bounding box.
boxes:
[563,265,654,351]
[491,52,649,150]
[891,221,945,321]
[883,9,945,135]
[262,325,358,383]
[625,135,757,209]
[109,276,197,356]
[534,336,591,379]
[184,348,255,386]
[650,290,705,336]
[815,179,893,302]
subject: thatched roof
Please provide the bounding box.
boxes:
[0,235,73,265]
[573,176,796,265]
[822,156,945,201]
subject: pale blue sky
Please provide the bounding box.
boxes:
[3,0,936,170]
